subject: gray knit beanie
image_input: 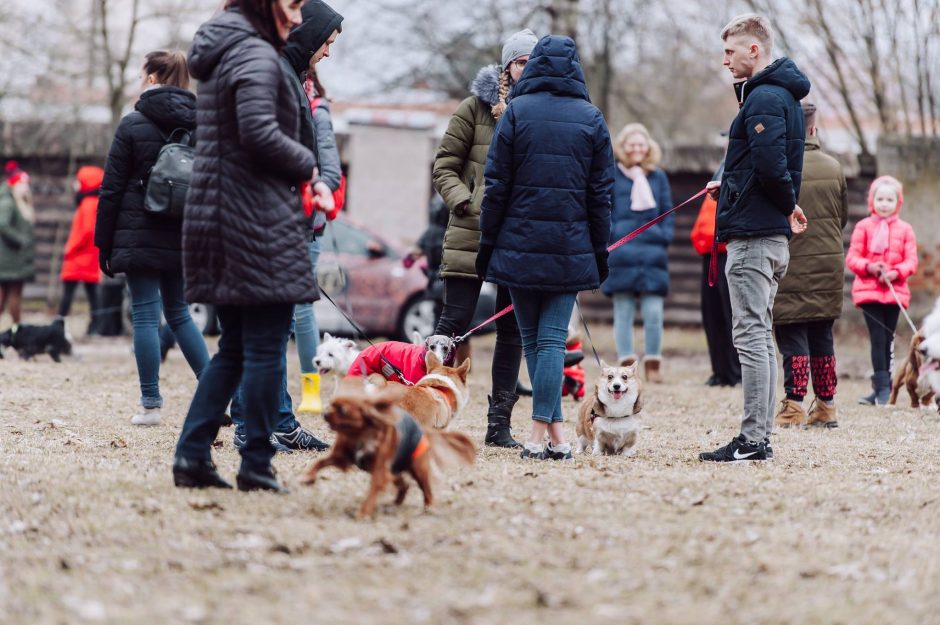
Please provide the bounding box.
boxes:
[501,29,539,70]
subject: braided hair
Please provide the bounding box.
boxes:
[490,69,511,120]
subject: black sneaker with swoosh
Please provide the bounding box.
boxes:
[699,435,767,463]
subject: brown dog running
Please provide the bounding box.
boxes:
[889,331,936,409]
[298,383,476,518]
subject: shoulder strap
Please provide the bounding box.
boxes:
[165,128,194,147]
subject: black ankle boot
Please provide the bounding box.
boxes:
[485,391,521,448]
[236,465,289,493]
[173,456,233,489]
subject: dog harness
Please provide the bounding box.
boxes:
[391,410,429,474]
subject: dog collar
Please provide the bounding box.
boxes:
[418,373,468,412]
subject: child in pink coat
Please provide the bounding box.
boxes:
[845,176,918,405]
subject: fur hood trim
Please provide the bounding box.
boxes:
[470,64,501,107]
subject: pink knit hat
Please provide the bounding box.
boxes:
[867,175,904,216]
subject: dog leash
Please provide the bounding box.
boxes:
[575,296,602,367]
[318,287,414,386]
[454,187,709,343]
[881,269,918,335]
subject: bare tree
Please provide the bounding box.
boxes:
[98,0,143,132]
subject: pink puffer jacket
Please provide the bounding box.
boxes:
[845,177,918,308]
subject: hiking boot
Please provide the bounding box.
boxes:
[643,357,663,384]
[774,398,806,428]
[805,398,838,428]
[233,431,292,453]
[543,441,573,461]
[274,426,329,451]
[484,392,521,448]
[520,442,545,460]
[173,456,232,489]
[699,435,768,463]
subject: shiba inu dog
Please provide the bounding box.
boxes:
[399,352,471,429]
[576,360,643,455]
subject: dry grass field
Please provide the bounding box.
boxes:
[2,311,939,625]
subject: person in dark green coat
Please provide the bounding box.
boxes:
[431,29,538,448]
[0,177,35,325]
[772,102,848,429]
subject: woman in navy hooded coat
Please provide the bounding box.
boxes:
[477,35,614,461]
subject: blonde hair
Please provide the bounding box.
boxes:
[720,13,774,54]
[491,69,511,120]
[613,123,661,173]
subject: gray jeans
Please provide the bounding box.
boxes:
[726,235,789,443]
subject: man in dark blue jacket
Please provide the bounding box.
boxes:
[700,14,810,463]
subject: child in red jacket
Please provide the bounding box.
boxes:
[59,166,104,334]
[845,176,918,406]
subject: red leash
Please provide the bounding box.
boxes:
[454,187,709,343]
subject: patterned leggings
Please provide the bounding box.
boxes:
[774,320,837,401]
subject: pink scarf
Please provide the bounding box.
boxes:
[869,215,896,255]
[618,164,656,212]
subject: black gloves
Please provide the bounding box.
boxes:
[475,244,494,281]
[99,249,114,278]
[595,249,609,284]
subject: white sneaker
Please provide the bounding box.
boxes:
[131,407,162,426]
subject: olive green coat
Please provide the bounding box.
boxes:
[0,184,35,282]
[433,65,501,280]
[773,135,848,325]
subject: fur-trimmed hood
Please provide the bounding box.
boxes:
[470,64,501,107]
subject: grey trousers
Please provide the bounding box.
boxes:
[726,235,789,443]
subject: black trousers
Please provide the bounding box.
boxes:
[860,302,899,374]
[701,254,741,385]
[434,276,522,397]
[774,320,837,401]
[58,280,98,318]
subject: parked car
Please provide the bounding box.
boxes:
[316,217,496,340]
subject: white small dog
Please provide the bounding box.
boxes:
[575,360,643,455]
[314,333,360,375]
[919,299,940,401]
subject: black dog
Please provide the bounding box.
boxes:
[0,318,72,362]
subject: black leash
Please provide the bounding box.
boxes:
[575,296,602,367]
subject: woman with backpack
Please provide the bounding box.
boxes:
[95,50,210,427]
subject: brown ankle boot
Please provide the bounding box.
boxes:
[774,398,806,428]
[805,398,838,428]
[643,357,663,384]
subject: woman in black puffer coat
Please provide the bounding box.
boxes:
[174,0,321,493]
[95,50,210,428]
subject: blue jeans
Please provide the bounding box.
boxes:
[125,271,210,409]
[230,319,299,436]
[176,304,294,472]
[509,289,576,424]
[293,238,320,374]
[612,293,664,359]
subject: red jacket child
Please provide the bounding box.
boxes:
[61,166,104,284]
[845,176,918,309]
[347,341,428,384]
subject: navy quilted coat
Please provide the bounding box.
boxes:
[183,8,318,306]
[716,57,811,242]
[602,167,674,296]
[479,36,613,293]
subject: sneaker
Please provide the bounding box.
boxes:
[131,407,162,426]
[544,441,573,461]
[233,431,292,453]
[763,438,774,460]
[699,435,768,463]
[274,426,329,451]
[520,442,545,460]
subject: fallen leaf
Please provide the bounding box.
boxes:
[110,438,127,448]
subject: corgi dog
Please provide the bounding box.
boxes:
[576,360,643,456]
[299,382,476,518]
[313,333,360,375]
[399,352,471,429]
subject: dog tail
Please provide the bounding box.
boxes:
[425,430,476,472]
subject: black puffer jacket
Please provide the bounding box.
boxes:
[95,86,196,273]
[183,8,318,306]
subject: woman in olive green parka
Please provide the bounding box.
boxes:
[0,180,35,325]
[431,28,537,448]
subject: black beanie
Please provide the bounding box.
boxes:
[282,0,344,76]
